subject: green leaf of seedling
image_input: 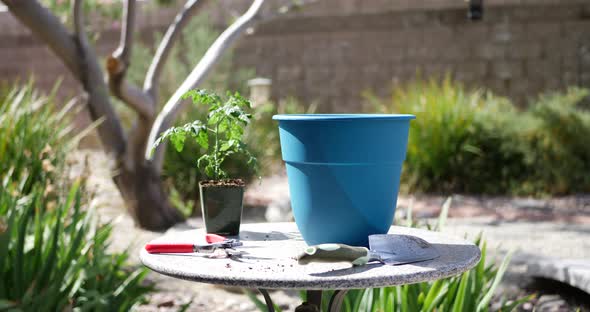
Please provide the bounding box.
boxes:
[239,113,252,124]
[217,118,229,134]
[217,168,228,179]
[247,155,258,167]
[230,92,251,108]
[204,165,215,179]
[152,120,206,154]
[169,132,186,152]
[220,140,236,152]
[228,125,244,141]
[186,120,205,135]
[196,130,209,150]
[183,89,222,109]
[175,89,257,180]
[181,89,198,101]
[208,110,222,125]
[150,136,164,155]
[223,105,240,116]
[197,155,210,172]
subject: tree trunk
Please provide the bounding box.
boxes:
[116,161,184,230]
[120,115,185,230]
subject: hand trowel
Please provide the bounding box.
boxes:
[298,234,439,266]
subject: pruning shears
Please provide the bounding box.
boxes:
[145,233,243,256]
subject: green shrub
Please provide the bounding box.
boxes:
[375,77,499,193]
[371,77,590,195]
[523,88,590,194]
[0,82,69,196]
[0,83,152,311]
[0,181,151,311]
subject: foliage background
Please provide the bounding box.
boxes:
[0,83,152,311]
[117,10,590,204]
[368,77,590,196]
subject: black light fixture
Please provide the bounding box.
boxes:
[468,0,484,21]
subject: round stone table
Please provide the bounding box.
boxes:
[140,222,480,312]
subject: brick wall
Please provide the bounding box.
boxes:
[233,0,590,111]
[0,0,589,115]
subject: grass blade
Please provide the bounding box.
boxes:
[113,269,149,297]
[421,279,448,312]
[476,250,514,312]
[406,198,414,227]
[503,293,536,312]
[243,290,282,312]
[34,201,63,293]
[13,196,35,298]
[0,299,18,310]
[436,197,451,231]
[0,204,16,291]
[451,271,470,312]
[358,288,373,312]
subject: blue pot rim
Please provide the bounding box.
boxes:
[272,114,416,121]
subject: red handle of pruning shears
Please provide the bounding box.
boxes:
[145,243,194,254]
[205,233,228,244]
[145,234,235,254]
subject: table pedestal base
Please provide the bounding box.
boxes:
[258,289,350,312]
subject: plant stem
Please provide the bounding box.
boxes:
[214,120,220,180]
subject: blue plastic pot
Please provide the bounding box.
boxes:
[273,114,415,246]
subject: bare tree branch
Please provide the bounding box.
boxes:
[118,81,156,117]
[73,0,89,51]
[113,0,136,65]
[106,58,155,118]
[105,0,155,118]
[142,0,317,103]
[146,0,267,170]
[3,0,127,155]
[106,56,155,118]
[143,0,206,101]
